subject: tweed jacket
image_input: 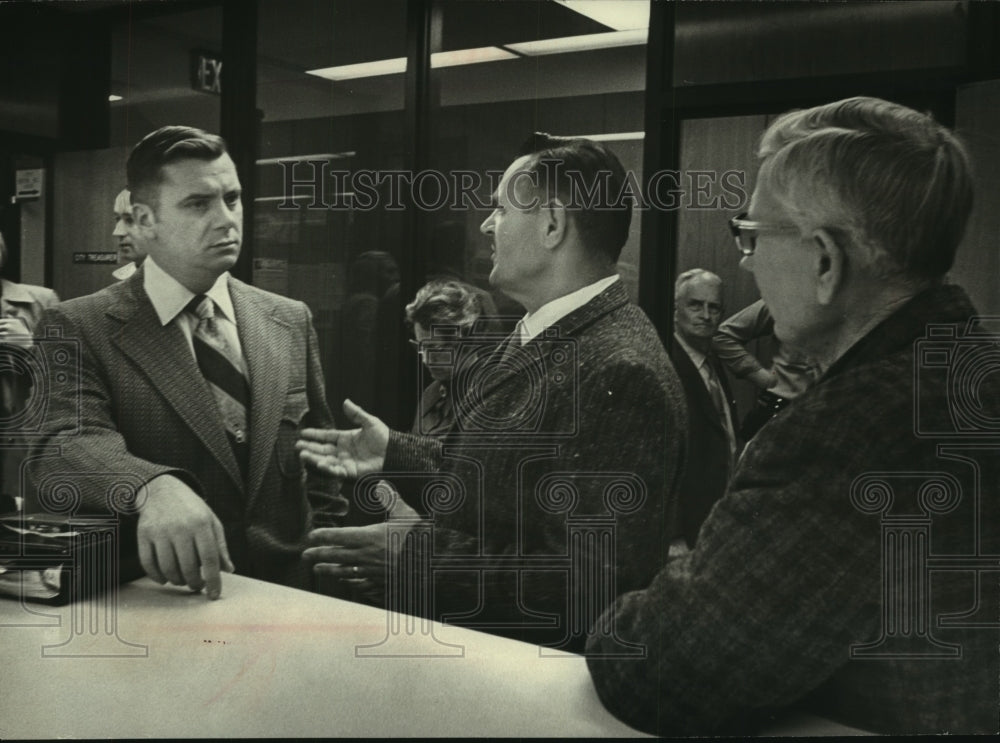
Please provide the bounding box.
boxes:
[27,268,345,589]
[384,280,688,652]
[668,340,739,547]
[586,284,1000,734]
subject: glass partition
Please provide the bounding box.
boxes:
[428,0,650,313]
[255,0,408,427]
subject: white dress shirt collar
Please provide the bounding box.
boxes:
[518,274,620,345]
[673,332,707,370]
[143,257,236,327]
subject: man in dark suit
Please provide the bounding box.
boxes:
[29,126,345,599]
[298,134,687,651]
[586,97,999,734]
[669,268,739,547]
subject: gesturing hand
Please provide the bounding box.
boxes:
[297,399,390,479]
[302,481,417,593]
[136,474,235,600]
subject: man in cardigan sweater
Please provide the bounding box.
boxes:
[299,134,687,651]
[586,97,1000,734]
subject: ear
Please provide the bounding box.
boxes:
[812,228,846,305]
[540,197,567,249]
[131,202,157,240]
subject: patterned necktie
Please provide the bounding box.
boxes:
[703,357,737,459]
[186,295,250,452]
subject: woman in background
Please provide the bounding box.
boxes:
[405,278,489,438]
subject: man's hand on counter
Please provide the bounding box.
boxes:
[137,474,235,600]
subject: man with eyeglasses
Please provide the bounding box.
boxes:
[586,97,999,735]
[670,268,738,548]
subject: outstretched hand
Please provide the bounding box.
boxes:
[302,481,417,594]
[297,399,389,479]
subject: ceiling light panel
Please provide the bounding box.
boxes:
[554,0,650,31]
[506,29,647,56]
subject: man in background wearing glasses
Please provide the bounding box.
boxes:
[587,96,999,735]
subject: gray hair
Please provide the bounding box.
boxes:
[674,268,722,300]
[405,279,483,330]
[757,96,973,280]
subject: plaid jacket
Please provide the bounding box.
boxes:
[586,284,1000,735]
[385,280,688,651]
[27,269,345,590]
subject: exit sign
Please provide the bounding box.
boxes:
[191,50,222,95]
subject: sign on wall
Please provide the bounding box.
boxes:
[191,50,222,95]
[15,169,44,200]
[73,252,118,265]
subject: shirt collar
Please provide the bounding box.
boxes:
[673,331,708,369]
[519,274,620,345]
[0,279,35,303]
[143,256,235,326]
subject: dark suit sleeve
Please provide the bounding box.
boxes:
[26,306,191,514]
[427,359,680,651]
[384,429,443,473]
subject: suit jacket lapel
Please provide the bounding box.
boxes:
[230,279,291,507]
[671,343,728,437]
[476,281,631,401]
[110,272,243,490]
[706,351,738,426]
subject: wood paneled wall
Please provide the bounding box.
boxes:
[52,147,129,300]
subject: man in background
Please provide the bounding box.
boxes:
[586,96,999,734]
[30,126,345,599]
[670,268,739,548]
[111,188,147,281]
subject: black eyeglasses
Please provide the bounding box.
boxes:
[728,212,800,256]
[409,337,456,355]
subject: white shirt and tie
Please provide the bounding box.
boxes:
[143,257,249,448]
[674,332,738,463]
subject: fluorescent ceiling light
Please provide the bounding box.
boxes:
[567,131,645,142]
[307,46,516,81]
[307,57,406,81]
[108,94,123,102]
[257,152,356,165]
[506,29,647,56]
[431,46,518,68]
[554,0,650,31]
